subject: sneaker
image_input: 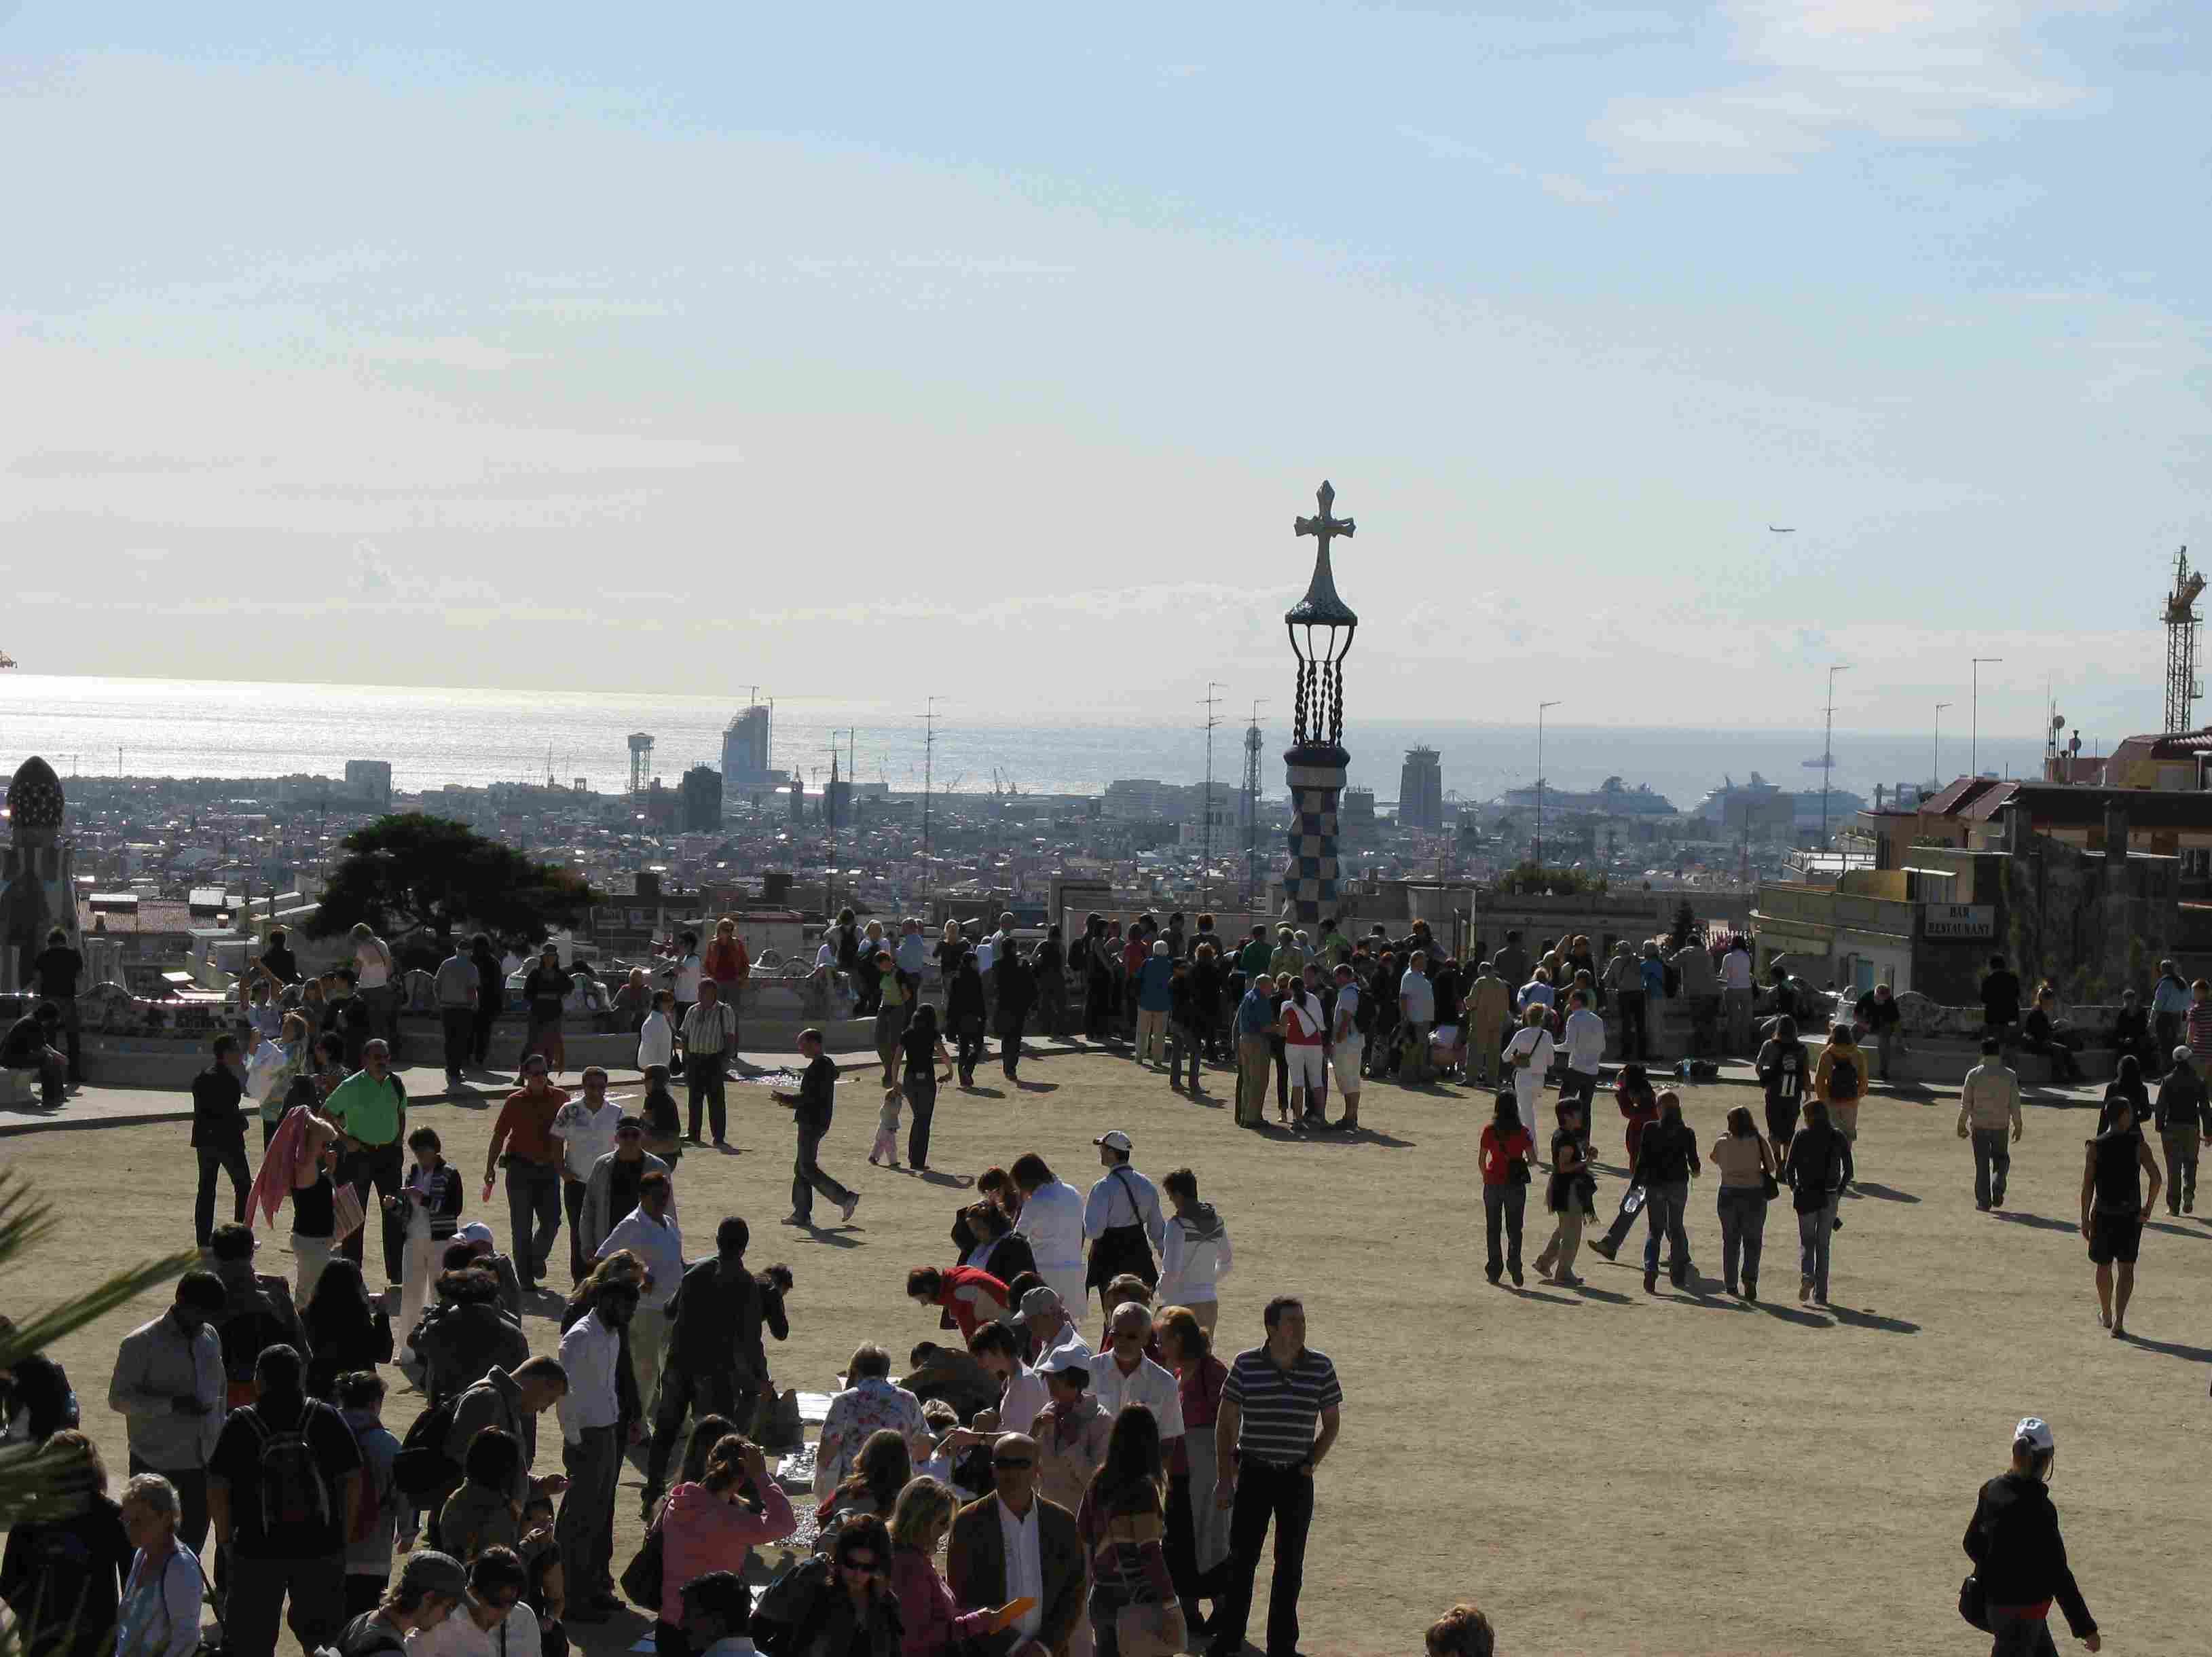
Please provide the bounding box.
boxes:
[1799,1277,1812,1303]
[840,1193,861,1224]
[1591,1239,1619,1262]
[1509,1265,1524,1287]
[1643,1270,1658,1294]
[1744,1281,1758,1302]
[1976,1201,1989,1212]
[781,1212,809,1226]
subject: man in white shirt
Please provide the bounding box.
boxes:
[1720,937,1756,1054]
[1327,963,1363,1131]
[1399,951,1438,1084]
[1081,1131,1165,1315]
[638,989,676,1075]
[555,1280,636,1618]
[595,1171,683,1414]
[946,1432,1084,1657]
[1560,989,1607,1142]
[550,1068,627,1285]
[1088,1303,1185,1454]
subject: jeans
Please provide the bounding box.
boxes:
[904,1070,938,1169]
[337,1139,405,1285]
[471,1003,498,1066]
[1557,1070,1598,1133]
[505,1161,564,1288]
[999,1008,1025,1078]
[791,1126,854,1222]
[1717,1186,1767,1290]
[1035,975,1067,1038]
[2161,1125,2199,1211]
[440,1006,473,1077]
[1642,1178,1690,1280]
[129,1456,208,1556]
[558,1424,620,1599]
[193,1141,253,1248]
[564,1177,590,1283]
[1615,990,1647,1060]
[223,1550,346,1657]
[1482,1182,1526,1279]
[1972,1128,2012,1207]
[1211,1457,1313,1657]
[646,1366,751,1491]
[1691,994,1720,1056]
[1798,1195,1839,1298]
[1987,1607,2061,1656]
[1170,1021,1205,1089]
[687,1061,728,1142]
[1723,987,1754,1051]
[955,1023,986,1080]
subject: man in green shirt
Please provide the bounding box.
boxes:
[325,1038,408,1287]
[1236,926,1272,981]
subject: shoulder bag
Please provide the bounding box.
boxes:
[618,1510,664,1612]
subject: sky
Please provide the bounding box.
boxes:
[1,1,2207,745]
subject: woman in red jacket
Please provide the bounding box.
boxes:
[904,1264,1010,1341]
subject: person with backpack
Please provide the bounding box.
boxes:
[207,1224,312,1413]
[1812,1023,1866,1192]
[1961,1416,2099,1654]
[1785,1099,1847,1305]
[337,1370,407,1618]
[205,1343,365,1657]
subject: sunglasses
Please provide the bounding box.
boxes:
[840,1555,881,1573]
[993,1456,1034,1470]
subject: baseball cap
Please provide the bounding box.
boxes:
[456,1222,495,1247]
[1036,1344,1092,1376]
[397,1549,477,1610]
[2014,1417,2055,1453]
[1093,1130,1132,1154]
[2176,1046,2195,1066]
[1019,1286,1065,1318]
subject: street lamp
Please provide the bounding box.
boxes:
[1820,666,1851,846]
[1971,658,2004,778]
[1535,701,1562,867]
[1934,702,1952,797]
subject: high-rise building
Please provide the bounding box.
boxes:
[1399,746,1443,831]
[679,764,723,833]
[344,760,393,807]
[722,706,773,791]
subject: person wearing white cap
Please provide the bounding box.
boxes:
[1018,1284,1091,1367]
[454,1222,523,1323]
[1082,1132,1165,1316]
[1961,1417,2099,1654]
[1010,1154,1087,1310]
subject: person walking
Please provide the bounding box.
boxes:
[1206,1296,1340,1657]
[994,940,1034,1083]
[1785,1097,1846,1305]
[2152,1044,2207,1214]
[946,952,989,1087]
[467,934,504,1070]
[1961,1417,2099,1655]
[206,1343,365,1657]
[596,1171,683,1412]
[107,1273,226,1560]
[1632,1089,1700,1294]
[1083,1132,1164,1316]
[433,938,479,1090]
[1532,1099,1591,1288]
[1477,1096,1536,1287]
[2151,958,2191,1072]
[483,1055,567,1293]
[1754,1015,1810,1166]
[2096,1053,2148,1135]
[551,1069,625,1286]
[1157,1168,1232,1339]
[1232,975,1279,1130]
[1502,1003,1556,1143]
[898,1004,955,1172]
[1710,1106,1775,1300]
[2081,1095,2160,1337]
[190,1035,254,1252]
[1812,1023,1866,1191]
[555,1280,638,1622]
[771,1029,860,1229]
[1958,1038,2025,1212]
[1075,1404,1185,1657]
[1557,990,1605,1136]
[1031,926,1068,1040]
[643,1218,768,1512]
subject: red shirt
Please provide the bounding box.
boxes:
[934,1265,1010,1340]
[703,939,747,985]
[1479,1125,1532,1185]
[1617,1085,1659,1163]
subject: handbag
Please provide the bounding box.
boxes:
[1113,1603,1185,1657]
[619,1518,665,1612]
[1758,1136,1781,1201]
[331,1183,367,1245]
[1957,1572,1989,1632]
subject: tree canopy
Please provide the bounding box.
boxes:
[307,813,599,943]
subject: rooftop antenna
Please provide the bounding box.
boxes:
[916,697,944,886]
[1241,698,1268,907]
[2163,546,2203,733]
[1200,682,1225,913]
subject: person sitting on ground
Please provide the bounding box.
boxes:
[407,1546,540,1657]
[815,1347,931,1501]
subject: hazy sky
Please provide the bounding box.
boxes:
[3,3,2205,742]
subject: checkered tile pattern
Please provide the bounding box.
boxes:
[1279,748,1348,923]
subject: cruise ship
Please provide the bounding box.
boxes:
[1498,776,1678,816]
[1695,771,1866,829]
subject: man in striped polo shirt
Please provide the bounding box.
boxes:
[680,979,739,1146]
[1208,1294,1341,1657]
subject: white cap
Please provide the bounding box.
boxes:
[2175,1046,2194,1066]
[2014,1416,2055,1453]
[1094,1129,1133,1154]
[457,1222,495,1246]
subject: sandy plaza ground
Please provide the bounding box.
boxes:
[5,1049,2207,1656]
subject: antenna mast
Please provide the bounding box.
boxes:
[2164,546,2204,733]
[1240,699,1268,908]
[1200,683,1225,913]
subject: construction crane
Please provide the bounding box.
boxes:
[2164,546,2205,734]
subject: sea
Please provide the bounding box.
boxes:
[0,674,2055,812]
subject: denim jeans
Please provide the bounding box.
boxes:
[1972,1128,2012,1207]
[904,1070,938,1168]
[1987,1607,2060,1656]
[1482,1181,1525,1279]
[1615,991,1647,1060]
[1642,1178,1690,1279]
[338,1139,406,1285]
[504,1161,563,1288]
[193,1141,252,1248]
[1717,1186,1767,1290]
[791,1125,854,1221]
[1211,1457,1313,1657]
[1798,1195,1839,1298]
[687,1062,728,1142]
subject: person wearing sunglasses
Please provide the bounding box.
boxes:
[777,1514,900,1657]
[406,1546,539,1657]
[947,1435,1084,1657]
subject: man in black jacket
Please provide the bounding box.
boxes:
[191,1036,254,1249]
[642,1216,764,1513]
[1962,1415,2097,1652]
[993,946,1033,1082]
[774,1030,859,1228]
[1981,955,2023,1046]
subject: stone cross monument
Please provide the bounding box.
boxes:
[1280,481,1358,924]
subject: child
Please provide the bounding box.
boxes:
[870,1085,904,1167]
[638,1063,684,1169]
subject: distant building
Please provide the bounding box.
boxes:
[344,760,393,808]
[722,705,790,797]
[1399,747,1443,831]
[679,764,723,833]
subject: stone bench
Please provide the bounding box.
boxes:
[0,1068,41,1106]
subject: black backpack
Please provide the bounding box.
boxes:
[1352,985,1377,1034]
[244,1403,333,1531]
[391,1392,465,1501]
[1828,1050,1860,1100]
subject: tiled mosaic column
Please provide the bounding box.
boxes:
[1281,742,1349,924]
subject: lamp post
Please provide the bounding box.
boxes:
[1933,702,1952,797]
[1280,481,1358,924]
[1535,701,1562,867]
[1820,665,1852,846]
[1971,657,2004,778]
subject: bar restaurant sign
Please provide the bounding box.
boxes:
[1924,903,1995,941]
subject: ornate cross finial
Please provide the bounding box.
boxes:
[1294,479,1354,560]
